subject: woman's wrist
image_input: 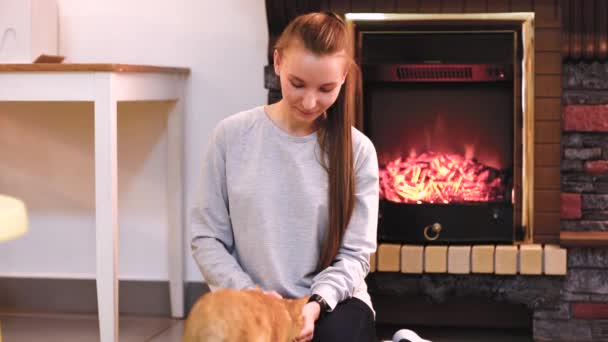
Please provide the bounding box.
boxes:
[307,294,329,320]
[304,301,322,321]
[308,294,330,312]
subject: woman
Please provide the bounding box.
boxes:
[191,12,379,342]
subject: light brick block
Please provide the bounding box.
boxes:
[424,246,447,273]
[377,244,401,272]
[369,252,376,273]
[544,244,568,275]
[495,245,518,275]
[448,246,471,274]
[401,245,424,274]
[519,244,543,275]
[472,245,495,273]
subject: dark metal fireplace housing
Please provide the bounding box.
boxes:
[357,28,523,244]
[262,3,608,341]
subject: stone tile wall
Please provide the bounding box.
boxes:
[534,62,608,341]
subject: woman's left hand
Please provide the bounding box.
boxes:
[294,302,321,342]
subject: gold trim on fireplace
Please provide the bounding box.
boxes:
[345,13,536,243]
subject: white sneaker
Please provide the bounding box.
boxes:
[392,329,432,342]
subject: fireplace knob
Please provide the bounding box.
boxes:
[423,223,442,241]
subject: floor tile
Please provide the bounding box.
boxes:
[0,312,174,342]
[148,320,184,342]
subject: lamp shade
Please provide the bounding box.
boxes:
[0,194,28,241]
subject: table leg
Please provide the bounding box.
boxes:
[168,92,185,318]
[94,73,119,342]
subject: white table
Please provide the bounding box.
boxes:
[0,63,190,342]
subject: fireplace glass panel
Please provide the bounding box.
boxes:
[360,31,519,244]
[366,81,515,243]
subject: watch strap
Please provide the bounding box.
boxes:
[308,294,330,312]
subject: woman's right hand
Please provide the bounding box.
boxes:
[263,290,283,299]
[294,302,320,342]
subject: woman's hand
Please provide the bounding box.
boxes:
[294,302,321,342]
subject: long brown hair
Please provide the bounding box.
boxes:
[275,12,363,271]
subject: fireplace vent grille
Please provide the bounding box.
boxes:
[363,64,512,82]
[396,66,473,80]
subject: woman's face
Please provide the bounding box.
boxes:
[274,42,348,125]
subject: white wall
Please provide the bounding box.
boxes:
[0,0,268,282]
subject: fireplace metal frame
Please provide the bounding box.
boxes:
[345,13,536,243]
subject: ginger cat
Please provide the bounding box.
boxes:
[183,288,309,342]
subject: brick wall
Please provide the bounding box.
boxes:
[541,62,608,341]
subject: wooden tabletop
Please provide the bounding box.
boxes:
[0,63,190,74]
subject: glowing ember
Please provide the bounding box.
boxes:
[379,152,506,204]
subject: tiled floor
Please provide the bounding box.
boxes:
[0,312,533,342]
[0,312,179,342]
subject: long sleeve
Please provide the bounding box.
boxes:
[190,123,256,291]
[310,140,379,310]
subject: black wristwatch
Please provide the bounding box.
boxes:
[308,294,330,313]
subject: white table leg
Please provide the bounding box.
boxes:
[94,73,119,342]
[167,90,185,318]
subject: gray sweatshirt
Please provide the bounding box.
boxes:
[190,106,379,313]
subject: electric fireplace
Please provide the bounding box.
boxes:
[357,28,525,244]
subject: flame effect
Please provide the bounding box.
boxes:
[379,152,506,204]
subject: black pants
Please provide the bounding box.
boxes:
[312,297,376,342]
